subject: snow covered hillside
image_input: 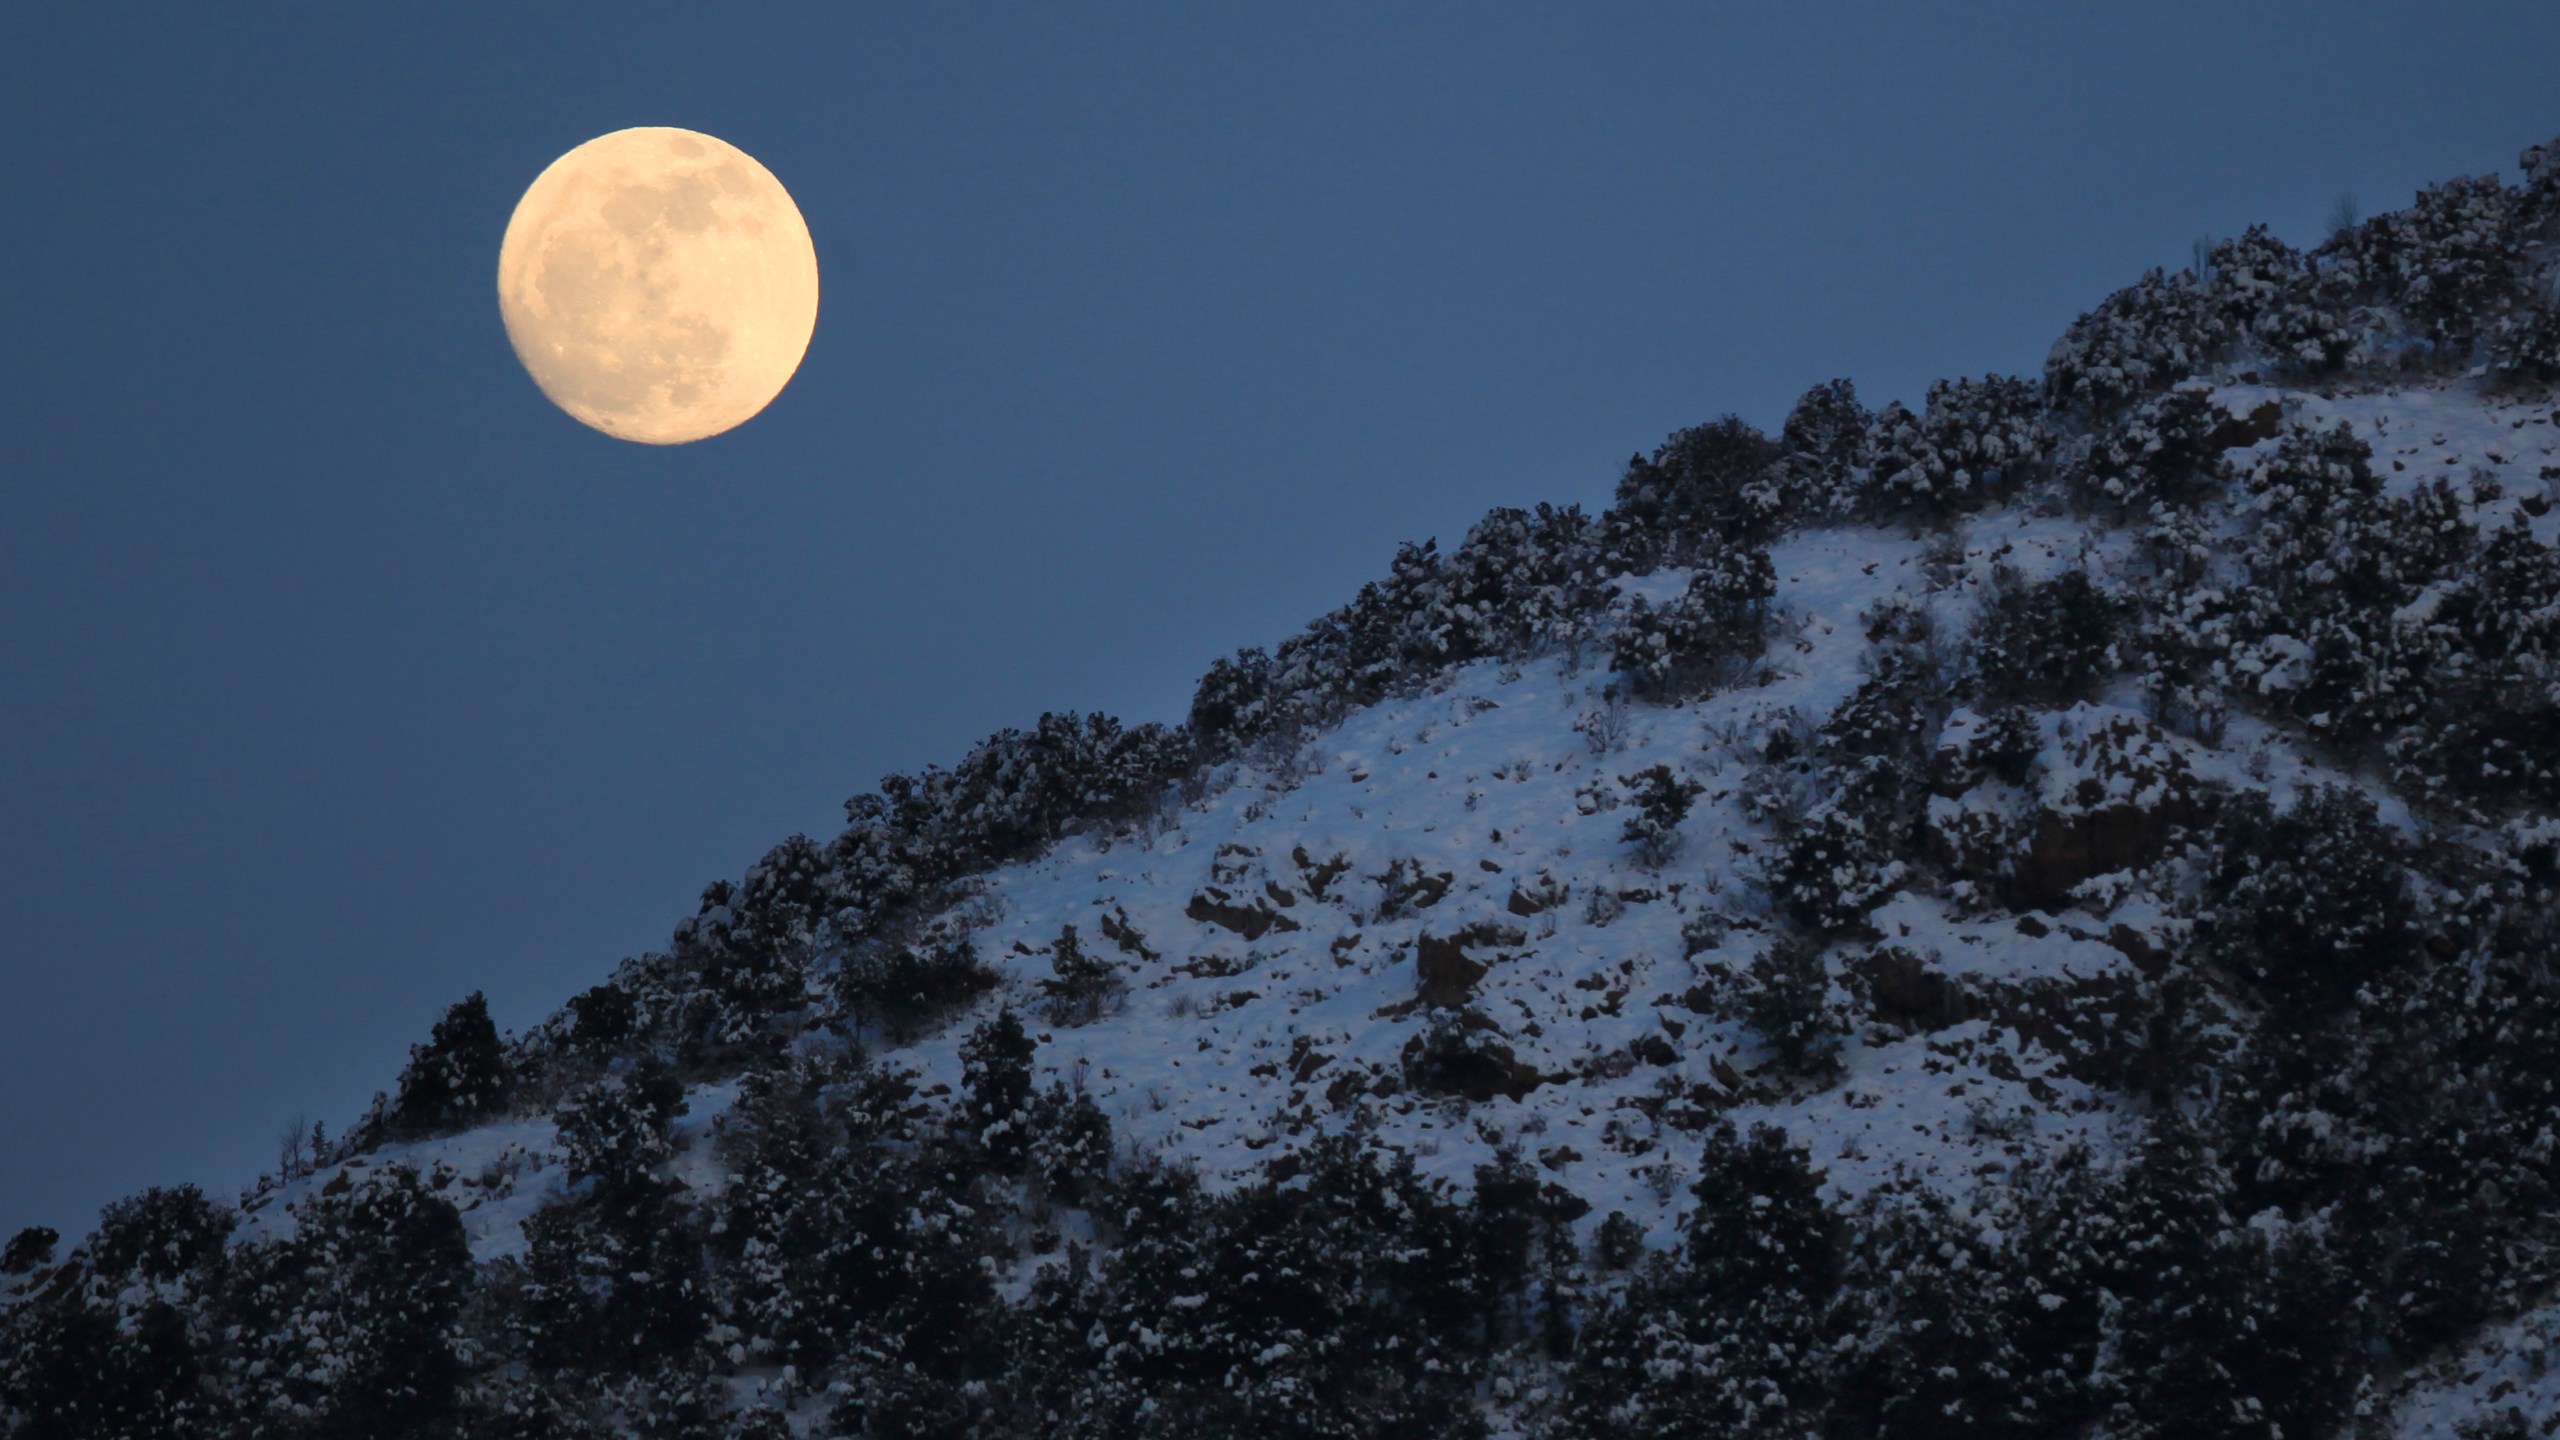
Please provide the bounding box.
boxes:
[12,138,2560,1440]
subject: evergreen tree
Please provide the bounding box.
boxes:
[2206,784,2417,1013]
[0,1228,56,1275]
[1970,566,2122,705]
[962,1008,1038,1166]
[1617,764,1704,866]
[221,1167,473,1438]
[1038,924,1124,1026]
[388,991,512,1139]
[1773,376,1872,522]
[1569,1123,1841,1438]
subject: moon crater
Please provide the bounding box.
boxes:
[498,127,817,445]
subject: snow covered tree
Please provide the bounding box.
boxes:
[2046,267,2228,419]
[0,1228,55,1275]
[2206,785,2417,1013]
[1610,545,1776,698]
[555,1058,688,1191]
[1769,646,1939,933]
[386,990,512,1139]
[1969,566,2122,705]
[1029,1081,1117,1206]
[1832,1188,2055,1440]
[2204,226,2337,368]
[220,1166,473,1437]
[1432,502,1608,660]
[1857,374,2048,520]
[833,935,998,1041]
[0,1186,235,1438]
[2073,383,2233,513]
[1769,376,1871,523]
[515,1172,712,1378]
[512,1058,712,1379]
[1189,646,1275,762]
[2095,1118,2363,1440]
[1618,764,1703,866]
[90,1183,234,1286]
[1728,935,1844,1079]
[1569,1122,1841,1438]
[961,1007,1038,1166]
[2345,172,2526,354]
[1037,924,1124,1026]
[1611,415,1783,565]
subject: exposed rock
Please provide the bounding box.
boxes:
[1291,846,1354,899]
[1506,871,1568,916]
[1928,707,2210,911]
[1414,921,1528,1008]
[1097,905,1160,962]
[1852,941,2148,1084]
[1208,842,1260,884]
[1186,886,1303,941]
[1401,1011,1545,1102]
[2015,711,2208,908]
[2204,398,2285,452]
[1285,1035,1332,1084]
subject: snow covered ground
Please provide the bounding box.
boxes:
[159,374,2560,1434]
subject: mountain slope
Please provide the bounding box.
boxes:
[10,138,2560,1440]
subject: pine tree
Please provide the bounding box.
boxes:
[0,1228,57,1275]
[1618,764,1704,866]
[962,1008,1038,1166]
[2206,784,2417,1013]
[1037,925,1124,1026]
[221,1166,473,1437]
[1970,566,2122,705]
[388,991,512,1139]
[1770,376,1871,523]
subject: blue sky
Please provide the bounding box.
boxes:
[4,3,2556,1236]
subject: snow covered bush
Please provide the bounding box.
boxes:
[1608,544,1775,698]
[2204,784,2417,1012]
[1617,763,1704,866]
[1857,374,2048,521]
[1968,566,2122,706]
[1772,376,1872,522]
[2045,267,2227,419]
[2071,383,2234,514]
[385,990,514,1139]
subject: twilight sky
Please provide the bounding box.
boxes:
[4,4,2557,1237]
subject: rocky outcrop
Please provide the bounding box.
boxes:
[1851,939,2148,1084]
[1401,1010,1546,1102]
[1413,921,1527,1008]
[1186,886,1303,941]
[1927,706,2211,910]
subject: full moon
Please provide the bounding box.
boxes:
[497,127,818,445]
